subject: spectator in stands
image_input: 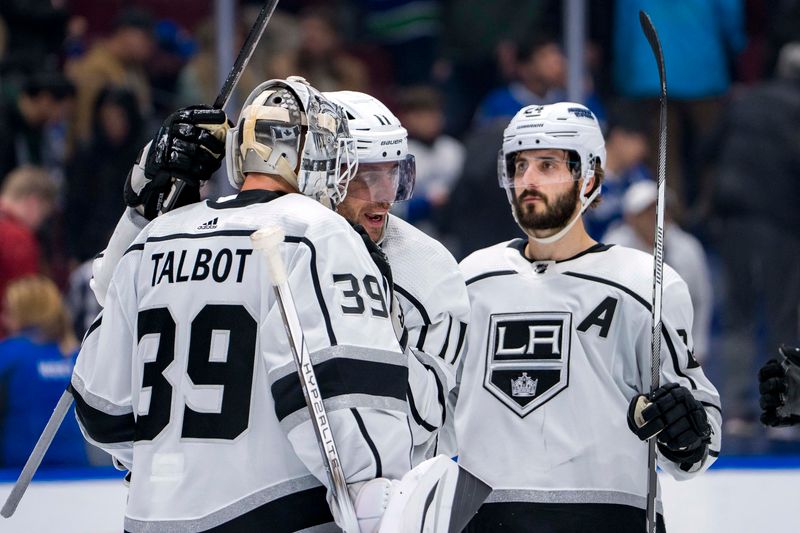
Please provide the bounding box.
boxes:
[613,0,745,220]
[358,0,441,86]
[65,87,145,265]
[269,5,368,92]
[174,18,261,109]
[0,0,69,83]
[603,180,713,361]
[65,260,100,341]
[441,119,524,259]
[709,41,800,437]
[66,7,154,143]
[0,166,57,326]
[473,36,566,127]
[437,0,552,137]
[0,71,74,184]
[584,107,652,240]
[395,86,465,237]
[0,275,86,467]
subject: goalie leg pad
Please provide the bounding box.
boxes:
[379,455,460,533]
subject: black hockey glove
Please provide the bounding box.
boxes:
[124,105,230,220]
[627,382,712,466]
[759,345,800,427]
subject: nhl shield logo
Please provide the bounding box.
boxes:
[484,312,571,417]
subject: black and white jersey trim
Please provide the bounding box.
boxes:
[465,270,517,286]
[395,284,432,325]
[351,408,382,478]
[123,475,335,533]
[82,315,102,342]
[563,271,712,395]
[285,236,337,346]
[451,321,467,366]
[483,488,663,514]
[70,382,135,445]
[270,350,408,422]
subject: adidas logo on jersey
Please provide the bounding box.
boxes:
[197,217,218,230]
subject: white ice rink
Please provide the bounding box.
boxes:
[0,457,797,532]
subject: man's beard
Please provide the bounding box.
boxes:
[511,181,580,233]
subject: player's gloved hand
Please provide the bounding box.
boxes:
[124,105,230,220]
[759,344,800,427]
[627,382,711,465]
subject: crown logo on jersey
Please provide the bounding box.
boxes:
[511,372,538,397]
[197,217,218,230]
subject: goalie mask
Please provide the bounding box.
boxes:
[498,102,606,243]
[226,76,358,209]
[324,91,415,204]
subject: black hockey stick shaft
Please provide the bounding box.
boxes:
[639,10,667,533]
[161,0,279,213]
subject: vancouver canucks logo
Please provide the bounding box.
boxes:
[485,312,571,417]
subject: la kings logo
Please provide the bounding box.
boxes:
[485,312,571,417]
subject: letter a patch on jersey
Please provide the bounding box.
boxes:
[484,312,571,417]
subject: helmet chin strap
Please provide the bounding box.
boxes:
[529,176,601,245]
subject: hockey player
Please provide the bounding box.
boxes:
[71,77,415,532]
[759,345,800,427]
[324,90,470,463]
[453,103,722,532]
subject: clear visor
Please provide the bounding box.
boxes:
[498,151,580,188]
[345,154,416,203]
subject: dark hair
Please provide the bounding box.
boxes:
[21,71,75,100]
[516,35,560,63]
[91,86,144,144]
[112,7,154,33]
[396,85,442,113]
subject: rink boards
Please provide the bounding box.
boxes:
[0,456,796,532]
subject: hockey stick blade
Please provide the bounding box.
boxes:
[639,11,666,99]
[161,0,280,214]
[448,465,491,533]
[1,388,74,518]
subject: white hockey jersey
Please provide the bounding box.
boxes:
[381,215,470,462]
[455,239,721,527]
[72,191,412,532]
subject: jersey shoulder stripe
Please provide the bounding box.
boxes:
[459,240,519,281]
[285,235,337,346]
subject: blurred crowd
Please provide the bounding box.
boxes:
[0,0,797,468]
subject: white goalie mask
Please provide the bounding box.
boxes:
[323,90,415,204]
[226,76,358,209]
[498,102,606,243]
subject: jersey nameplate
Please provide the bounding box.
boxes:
[484,312,572,417]
[150,248,253,287]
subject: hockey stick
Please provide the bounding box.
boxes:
[251,226,360,533]
[0,389,73,518]
[639,10,667,533]
[1,2,280,520]
[160,0,280,213]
